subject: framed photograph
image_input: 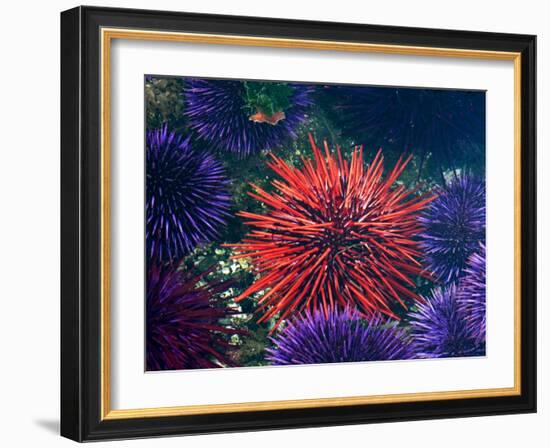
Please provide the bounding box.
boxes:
[60,6,536,442]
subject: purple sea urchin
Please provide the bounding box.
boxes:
[419,174,485,284]
[267,309,414,365]
[409,285,484,358]
[146,126,231,263]
[185,78,313,156]
[325,85,485,168]
[458,243,486,343]
[146,263,239,371]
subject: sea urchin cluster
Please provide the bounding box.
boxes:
[419,174,485,284]
[267,309,414,365]
[230,135,434,327]
[144,75,489,370]
[146,126,231,263]
[146,263,239,371]
[185,78,313,156]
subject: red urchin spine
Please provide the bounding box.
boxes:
[229,134,433,329]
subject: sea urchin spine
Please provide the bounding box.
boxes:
[185,78,313,156]
[409,285,484,358]
[457,243,486,343]
[267,309,414,365]
[419,174,485,284]
[146,263,240,371]
[146,126,231,263]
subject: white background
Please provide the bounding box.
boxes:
[111,39,515,409]
[0,0,547,447]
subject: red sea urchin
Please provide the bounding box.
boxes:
[229,135,434,328]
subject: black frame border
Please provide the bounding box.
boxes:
[61,6,536,442]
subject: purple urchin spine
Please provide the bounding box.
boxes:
[409,285,484,358]
[419,174,485,284]
[457,243,486,343]
[146,125,231,263]
[324,85,485,161]
[146,263,240,371]
[184,78,314,156]
[267,309,414,365]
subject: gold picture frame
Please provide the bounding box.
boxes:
[61,6,536,442]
